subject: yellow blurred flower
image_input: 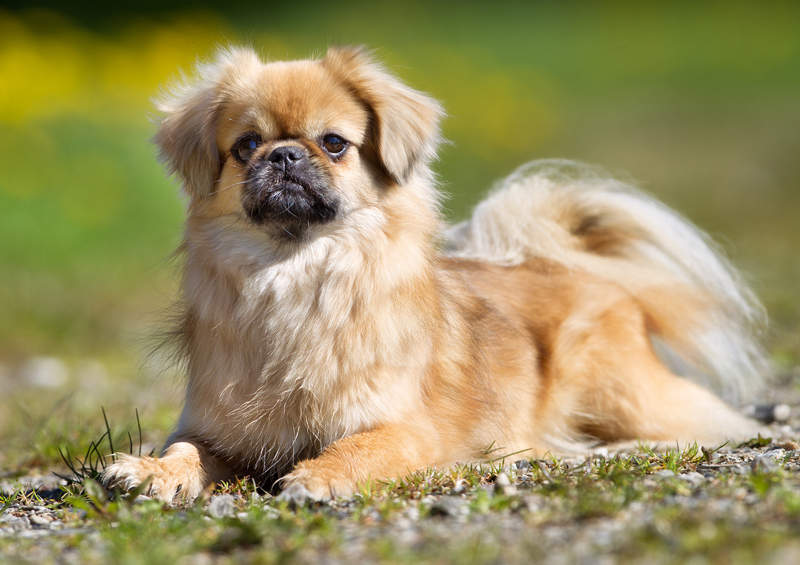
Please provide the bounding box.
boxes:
[0,9,237,123]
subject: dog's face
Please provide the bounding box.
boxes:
[155,47,443,238]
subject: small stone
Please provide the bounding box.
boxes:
[521,495,545,512]
[494,472,517,495]
[420,495,437,507]
[29,514,52,526]
[752,455,779,473]
[207,494,236,518]
[429,496,468,518]
[654,469,676,478]
[5,515,30,530]
[679,471,705,486]
[513,460,532,471]
[777,440,800,451]
[744,403,792,424]
[766,448,786,460]
[452,479,468,494]
[773,404,791,422]
[19,357,68,388]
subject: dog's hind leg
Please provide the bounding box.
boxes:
[546,294,760,447]
[595,362,760,445]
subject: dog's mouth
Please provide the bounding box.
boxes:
[241,171,339,228]
[277,178,307,193]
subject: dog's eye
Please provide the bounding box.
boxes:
[321,134,349,158]
[231,133,262,164]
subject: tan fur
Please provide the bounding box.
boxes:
[103,46,765,503]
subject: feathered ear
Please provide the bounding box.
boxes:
[153,46,262,197]
[323,46,444,184]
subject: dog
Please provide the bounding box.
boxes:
[103,46,767,503]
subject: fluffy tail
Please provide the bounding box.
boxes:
[444,159,768,403]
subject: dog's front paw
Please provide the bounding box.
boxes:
[278,462,356,503]
[102,453,203,504]
[276,482,319,506]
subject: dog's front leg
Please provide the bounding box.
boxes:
[279,422,439,503]
[102,440,232,503]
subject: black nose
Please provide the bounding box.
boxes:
[267,146,305,170]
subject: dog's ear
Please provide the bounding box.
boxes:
[323,46,444,184]
[154,47,262,197]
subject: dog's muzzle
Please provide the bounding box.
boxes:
[241,145,339,226]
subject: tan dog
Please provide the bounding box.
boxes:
[103,46,767,503]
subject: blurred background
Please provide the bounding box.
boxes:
[1,1,798,472]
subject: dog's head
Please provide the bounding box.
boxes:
[155,46,443,237]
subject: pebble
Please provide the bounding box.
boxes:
[743,403,791,423]
[29,515,53,527]
[207,494,236,518]
[420,495,437,507]
[653,469,676,479]
[521,494,545,512]
[429,496,468,518]
[494,472,517,495]
[678,472,705,486]
[751,455,779,473]
[19,357,69,388]
[404,507,420,521]
[774,404,792,422]
[765,448,786,460]
[495,472,511,488]
[513,460,532,471]
[2,515,30,530]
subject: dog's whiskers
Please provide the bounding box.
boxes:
[211,179,249,195]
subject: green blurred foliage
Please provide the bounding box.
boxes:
[1,1,798,361]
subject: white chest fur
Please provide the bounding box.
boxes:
[174,213,431,473]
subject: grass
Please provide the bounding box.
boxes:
[3,434,800,563]
[0,375,178,472]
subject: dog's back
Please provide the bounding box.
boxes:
[445,159,768,404]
